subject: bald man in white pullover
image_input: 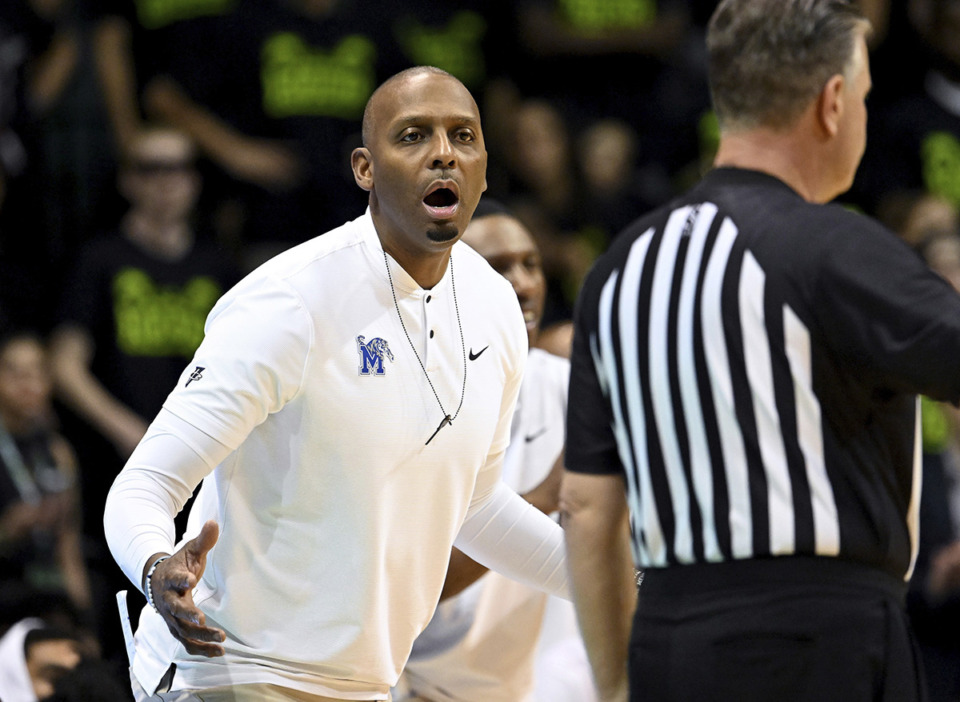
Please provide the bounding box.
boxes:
[103,66,567,702]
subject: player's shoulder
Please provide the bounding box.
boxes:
[529,346,570,371]
[527,347,571,385]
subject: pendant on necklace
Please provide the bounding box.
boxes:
[425,415,453,445]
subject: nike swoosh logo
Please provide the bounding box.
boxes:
[525,427,548,443]
[468,346,489,361]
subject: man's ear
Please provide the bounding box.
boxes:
[818,74,845,139]
[351,147,373,192]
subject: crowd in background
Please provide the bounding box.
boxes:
[3,0,960,699]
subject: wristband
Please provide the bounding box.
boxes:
[144,555,170,612]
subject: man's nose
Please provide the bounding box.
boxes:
[431,133,456,169]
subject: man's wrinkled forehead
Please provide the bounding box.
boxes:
[388,110,481,133]
[369,74,480,136]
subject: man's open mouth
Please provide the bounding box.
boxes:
[424,188,458,208]
[423,184,460,219]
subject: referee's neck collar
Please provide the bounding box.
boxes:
[707,166,803,198]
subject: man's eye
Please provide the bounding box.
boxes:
[457,130,475,143]
[401,132,422,143]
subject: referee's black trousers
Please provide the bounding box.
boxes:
[630,556,927,702]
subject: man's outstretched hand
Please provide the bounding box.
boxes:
[146,520,226,657]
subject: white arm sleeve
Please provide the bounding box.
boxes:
[454,480,569,599]
[103,408,233,591]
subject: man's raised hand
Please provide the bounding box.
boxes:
[149,519,226,657]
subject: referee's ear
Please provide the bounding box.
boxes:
[818,73,845,140]
[352,147,374,192]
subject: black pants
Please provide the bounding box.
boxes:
[630,557,927,702]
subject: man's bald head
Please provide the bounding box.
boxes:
[361,66,459,147]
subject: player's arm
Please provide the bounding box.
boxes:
[439,548,487,601]
[560,469,635,702]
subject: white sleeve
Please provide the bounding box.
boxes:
[162,278,311,450]
[103,409,234,591]
[454,480,569,599]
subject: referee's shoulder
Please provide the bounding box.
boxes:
[810,199,904,248]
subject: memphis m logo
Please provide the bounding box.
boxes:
[357,335,394,376]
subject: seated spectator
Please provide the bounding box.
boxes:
[0,618,81,701]
[0,331,91,617]
[0,614,128,701]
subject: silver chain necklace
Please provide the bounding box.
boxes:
[383,250,467,445]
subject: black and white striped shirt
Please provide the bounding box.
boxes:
[566,167,960,580]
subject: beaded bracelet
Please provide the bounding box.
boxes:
[144,555,170,612]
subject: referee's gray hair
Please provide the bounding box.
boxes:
[707,0,870,131]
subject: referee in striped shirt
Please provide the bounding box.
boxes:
[561,1,949,700]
